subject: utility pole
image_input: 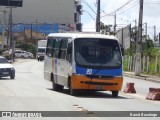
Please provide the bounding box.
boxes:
[8,8,12,50]
[135,0,143,76]
[114,13,116,35]
[134,19,137,42]
[30,23,32,40]
[96,0,100,32]
[159,33,160,47]
[1,10,7,49]
[135,19,137,28]
[10,7,15,62]
[153,25,156,42]
[35,19,38,49]
[145,23,147,39]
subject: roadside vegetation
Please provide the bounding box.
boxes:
[0,41,37,59]
[123,27,160,76]
[99,23,160,76]
[16,41,37,56]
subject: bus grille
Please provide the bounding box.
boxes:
[83,81,117,86]
[86,75,114,79]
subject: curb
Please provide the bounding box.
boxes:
[123,73,160,83]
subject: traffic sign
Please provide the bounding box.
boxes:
[0,0,23,7]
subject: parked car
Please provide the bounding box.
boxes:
[26,52,34,58]
[14,50,33,59]
[0,56,15,79]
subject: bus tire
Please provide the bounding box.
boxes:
[112,91,118,97]
[57,84,64,92]
[68,78,77,96]
[70,88,77,96]
[52,76,63,91]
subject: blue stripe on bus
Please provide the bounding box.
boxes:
[76,65,122,76]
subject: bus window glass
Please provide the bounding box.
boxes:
[60,38,68,49]
[53,38,61,58]
[75,38,122,68]
[46,38,54,57]
[47,38,54,47]
[59,38,68,59]
[54,38,61,48]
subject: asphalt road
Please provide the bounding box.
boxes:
[0,59,160,120]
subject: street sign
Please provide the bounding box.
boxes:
[0,0,23,7]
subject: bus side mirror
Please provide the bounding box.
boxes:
[121,48,124,56]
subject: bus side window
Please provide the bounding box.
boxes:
[66,42,72,63]
[53,38,61,58]
[46,38,54,57]
[46,48,52,57]
[59,38,68,59]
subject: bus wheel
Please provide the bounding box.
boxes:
[112,91,118,97]
[68,79,76,96]
[52,80,63,91]
[70,88,77,96]
[57,84,64,91]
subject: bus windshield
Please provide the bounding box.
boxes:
[38,48,45,53]
[75,38,122,68]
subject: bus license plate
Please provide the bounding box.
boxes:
[96,85,103,90]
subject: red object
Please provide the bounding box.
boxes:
[146,88,160,101]
[123,82,136,93]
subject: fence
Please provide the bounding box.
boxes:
[123,55,160,75]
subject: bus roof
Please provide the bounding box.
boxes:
[47,32,118,41]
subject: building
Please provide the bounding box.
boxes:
[0,0,82,49]
[0,0,82,28]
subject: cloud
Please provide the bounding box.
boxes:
[82,0,138,32]
[82,0,160,37]
[82,20,96,32]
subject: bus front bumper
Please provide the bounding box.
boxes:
[71,75,123,91]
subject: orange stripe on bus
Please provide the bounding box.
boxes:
[71,75,123,91]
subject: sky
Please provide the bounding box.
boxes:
[0,0,159,39]
[81,0,160,39]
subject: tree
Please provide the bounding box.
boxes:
[142,39,154,57]
[100,22,113,35]
[16,41,36,56]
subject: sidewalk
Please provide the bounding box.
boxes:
[123,71,160,83]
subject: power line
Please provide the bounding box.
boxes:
[82,10,96,21]
[116,17,135,23]
[81,0,96,15]
[117,0,139,15]
[101,0,137,17]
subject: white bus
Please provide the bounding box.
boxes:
[44,32,123,96]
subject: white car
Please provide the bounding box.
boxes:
[26,52,34,58]
[0,56,15,79]
[14,50,33,58]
